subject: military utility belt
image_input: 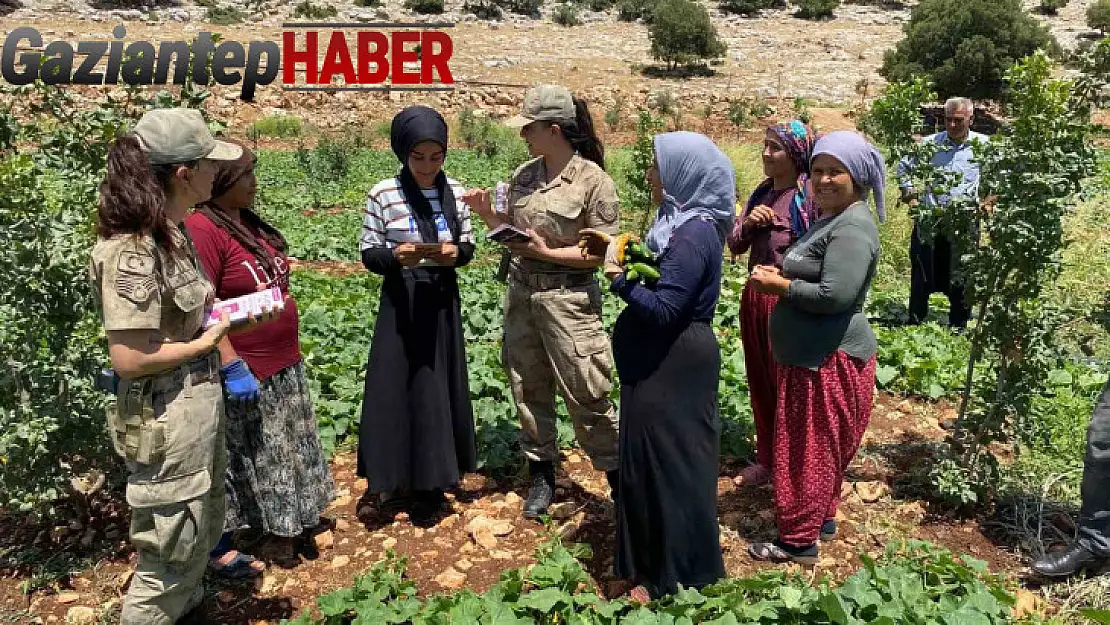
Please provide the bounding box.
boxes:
[508,268,596,291]
[104,350,220,464]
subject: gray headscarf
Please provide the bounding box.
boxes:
[809,130,887,222]
[643,132,736,255]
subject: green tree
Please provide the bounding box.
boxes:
[864,52,1099,505]
[627,110,664,235]
[648,0,727,70]
[880,0,1058,100]
[0,80,223,514]
[1089,0,1110,32]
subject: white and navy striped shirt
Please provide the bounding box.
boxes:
[359,176,473,251]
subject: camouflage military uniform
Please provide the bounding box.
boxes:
[89,228,226,625]
[503,154,621,471]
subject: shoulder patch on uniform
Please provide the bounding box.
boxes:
[595,199,619,224]
[116,272,157,305]
[117,250,155,276]
[115,249,157,304]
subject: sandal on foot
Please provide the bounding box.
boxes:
[734,464,771,487]
[748,541,818,565]
[820,519,837,542]
[209,551,266,579]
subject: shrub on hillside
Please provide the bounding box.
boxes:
[405,0,444,12]
[1036,0,1067,16]
[554,2,583,24]
[1089,0,1110,32]
[793,0,837,18]
[293,0,338,18]
[719,0,783,15]
[880,0,1059,100]
[464,0,504,17]
[648,0,727,70]
[497,0,543,16]
[617,0,656,22]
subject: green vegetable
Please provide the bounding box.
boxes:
[625,240,657,265]
[628,262,660,281]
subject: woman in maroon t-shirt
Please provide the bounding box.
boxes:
[185,141,336,573]
[726,121,818,490]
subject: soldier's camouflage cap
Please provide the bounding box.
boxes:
[504,84,576,128]
[133,108,242,165]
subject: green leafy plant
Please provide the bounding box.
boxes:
[626,110,664,236]
[604,97,625,132]
[282,535,1016,624]
[648,0,727,70]
[748,99,773,119]
[874,324,971,399]
[726,99,750,137]
[792,96,812,124]
[880,0,1059,100]
[247,114,303,139]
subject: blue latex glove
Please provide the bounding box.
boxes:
[221,359,260,406]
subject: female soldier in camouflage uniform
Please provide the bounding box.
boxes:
[464,85,621,519]
[90,109,275,624]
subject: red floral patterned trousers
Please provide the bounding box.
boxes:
[773,351,876,546]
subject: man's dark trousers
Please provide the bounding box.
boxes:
[908,223,971,328]
[1078,375,1110,558]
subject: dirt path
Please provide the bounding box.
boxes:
[1,393,1046,624]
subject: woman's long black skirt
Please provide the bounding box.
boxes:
[612,316,725,597]
[356,267,476,494]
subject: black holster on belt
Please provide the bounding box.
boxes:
[496,249,511,284]
[95,368,120,395]
[107,377,164,465]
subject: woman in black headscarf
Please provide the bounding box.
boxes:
[356,106,477,524]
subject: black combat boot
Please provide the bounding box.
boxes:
[524,460,556,519]
[1031,544,1109,579]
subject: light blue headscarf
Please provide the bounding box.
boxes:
[643,132,737,255]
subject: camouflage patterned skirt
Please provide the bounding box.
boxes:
[224,361,336,538]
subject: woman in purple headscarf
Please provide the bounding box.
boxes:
[727,121,818,489]
[747,131,884,564]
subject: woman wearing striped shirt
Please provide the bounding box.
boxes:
[356,106,477,524]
